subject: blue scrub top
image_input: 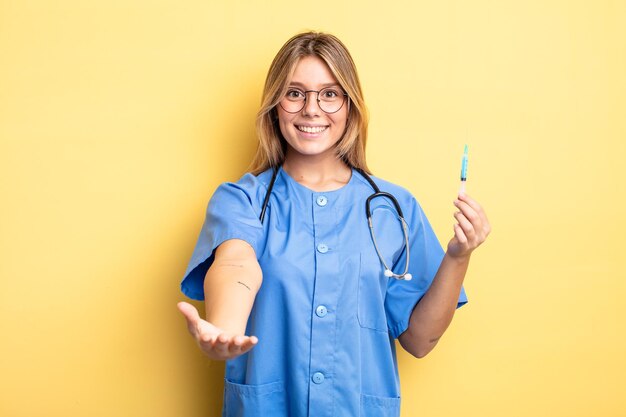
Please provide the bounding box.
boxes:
[181,167,467,417]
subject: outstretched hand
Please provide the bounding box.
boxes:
[177,301,258,361]
[447,193,491,260]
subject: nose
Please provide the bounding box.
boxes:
[302,91,321,116]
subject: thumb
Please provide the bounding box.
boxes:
[177,301,201,333]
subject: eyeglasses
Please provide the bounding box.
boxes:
[279,87,348,114]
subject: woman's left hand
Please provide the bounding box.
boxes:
[447,193,491,260]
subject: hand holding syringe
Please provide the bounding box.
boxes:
[447,143,491,260]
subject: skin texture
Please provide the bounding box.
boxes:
[178,239,261,361]
[178,55,491,361]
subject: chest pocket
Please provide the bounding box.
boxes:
[357,253,390,332]
[223,380,286,416]
[357,204,406,332]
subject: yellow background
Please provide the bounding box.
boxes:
[1,1,625,416]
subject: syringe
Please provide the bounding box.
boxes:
[459,144,468,194]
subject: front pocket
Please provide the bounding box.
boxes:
[223,379,286,417]
[357,254,390,332]
[360,394,401,417]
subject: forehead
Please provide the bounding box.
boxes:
[288,55,339,87]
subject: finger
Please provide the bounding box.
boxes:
[455,197,490,239]
[453,223,467,244]
[177,302,201,337]
[212,333,233,357]
[454,199,481,228]
[454,211,475,241]
[458,194,490,230]
[197,329,217,346]
[239,336,259,354]
[456,199,491,239]
[177,301,200,321]
[227,335,245,355]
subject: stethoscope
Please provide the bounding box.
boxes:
[259,167,412,280]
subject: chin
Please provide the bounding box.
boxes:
[294,147,332,157]
[287,140,336,158]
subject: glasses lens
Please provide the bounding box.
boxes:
[318,87,345,113]
[280,89,306,113]
[279,88,346,114]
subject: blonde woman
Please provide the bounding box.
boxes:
[178,31,490,417]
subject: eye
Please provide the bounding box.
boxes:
[321,88,342,99]
[285,89,304,100]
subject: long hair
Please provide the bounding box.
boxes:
[249,31,370,175]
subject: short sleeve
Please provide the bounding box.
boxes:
[180,175,265,300]
[385,198,468,339]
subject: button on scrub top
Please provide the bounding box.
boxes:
[181,168,467,417]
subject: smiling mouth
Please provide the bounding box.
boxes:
[297,125,328,134]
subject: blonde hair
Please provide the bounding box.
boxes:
[249,31,370,175]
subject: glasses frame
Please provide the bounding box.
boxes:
[279,87,348,114]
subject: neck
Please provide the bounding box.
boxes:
[282,151,352,192]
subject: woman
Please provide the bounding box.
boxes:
[178,31,490,417]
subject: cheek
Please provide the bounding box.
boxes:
[332,111,349,131]
[276,111,293,136]
[336,101,349,122]
[277,108,295,124]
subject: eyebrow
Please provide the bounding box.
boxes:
[288,81,341,89]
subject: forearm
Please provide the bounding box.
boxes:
[203,244,262,335]
[400,253,469,358]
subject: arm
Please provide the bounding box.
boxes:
[178,238,262,360]
[398,193,490,358]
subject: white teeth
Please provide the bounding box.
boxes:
[297,125,327,133]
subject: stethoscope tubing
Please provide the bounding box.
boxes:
[259,166,412,280]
